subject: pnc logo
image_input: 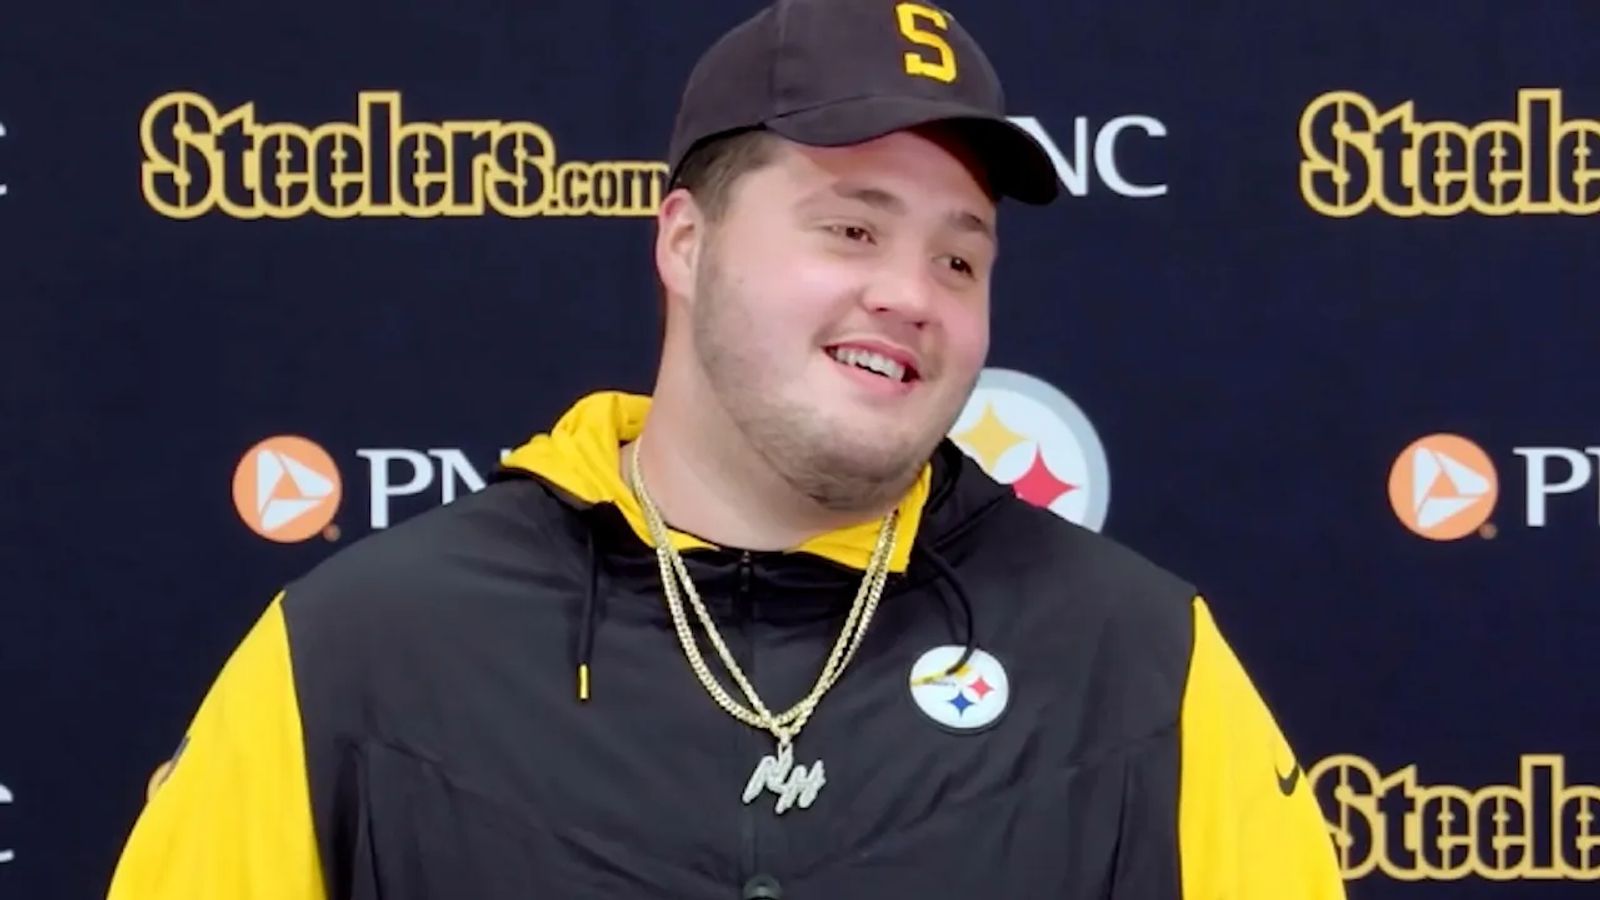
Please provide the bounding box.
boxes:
[950,368,1110,531]
[1388,434,1498,540]
[0,778,12,864]
[230,436,506,543]
[1008,114,1168,199]
[232,436,343,542]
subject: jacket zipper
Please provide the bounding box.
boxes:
[736,550,759,882]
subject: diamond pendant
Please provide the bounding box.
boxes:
[741,740,826,814]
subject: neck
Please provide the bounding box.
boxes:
[628,370,897,553]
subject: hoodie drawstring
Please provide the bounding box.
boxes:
[577,527,600,701]
[912,544,978,677]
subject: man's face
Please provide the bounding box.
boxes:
[679,127,997,511]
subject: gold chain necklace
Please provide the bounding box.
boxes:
[626,440,898,814]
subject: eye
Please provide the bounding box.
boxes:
[829,224,875,243]
[943,255,976,278]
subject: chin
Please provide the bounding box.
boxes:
[756,404,933,511]
[812,415,933,478]
[828,385,959,441]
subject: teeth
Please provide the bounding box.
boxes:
[830,346,908,382]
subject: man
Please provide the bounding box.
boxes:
[108,0,1346,897]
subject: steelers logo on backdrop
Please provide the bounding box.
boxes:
[949,368,1110,530]
[908,646,1011,732]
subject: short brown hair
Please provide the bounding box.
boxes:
[670,127,781,221]
[655,128,781,326]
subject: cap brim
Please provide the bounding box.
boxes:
[764,96,1060,205]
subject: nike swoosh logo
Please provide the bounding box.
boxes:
[1277,763,1301,796]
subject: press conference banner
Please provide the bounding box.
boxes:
[3,2,1597,898]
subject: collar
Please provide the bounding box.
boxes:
[495,391,930,573]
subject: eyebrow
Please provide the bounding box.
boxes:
[819,182,996,245]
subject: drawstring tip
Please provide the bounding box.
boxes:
[944,644,976,677]
[577,664,591,702]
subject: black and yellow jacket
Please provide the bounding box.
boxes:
[107,391,1346,899]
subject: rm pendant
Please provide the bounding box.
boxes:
[742,742,826,814]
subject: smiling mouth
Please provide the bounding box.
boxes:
[825,345,920,383]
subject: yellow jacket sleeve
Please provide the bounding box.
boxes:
[1178,596,1347,899]
[106,592,327,900]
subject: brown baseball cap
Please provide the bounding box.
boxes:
[666,0,1060,205]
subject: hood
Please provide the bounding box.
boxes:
[491,390,1012,701]
[494,390,979,575]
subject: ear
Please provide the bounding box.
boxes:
[655,187,703,311]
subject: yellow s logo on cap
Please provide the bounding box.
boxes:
[896,3,957,83]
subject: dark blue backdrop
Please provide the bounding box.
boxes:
[3,1,1597,897]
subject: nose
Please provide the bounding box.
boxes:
[861,255,936,327]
